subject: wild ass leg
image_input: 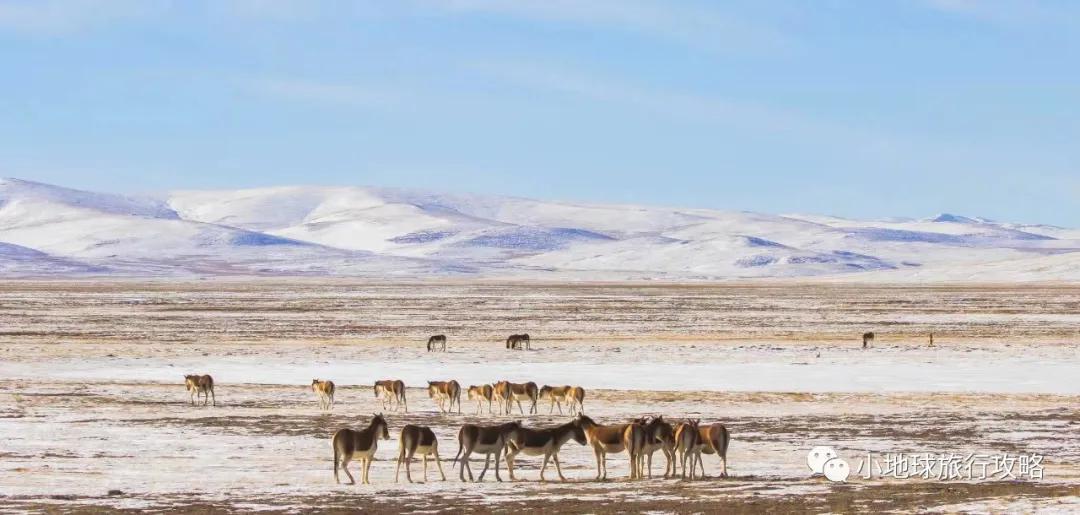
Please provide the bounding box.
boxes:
[341,456,356,485]
[505,448,518,481]
[478,453,491,482]
[435,448,447,481]
[539,452,551,481]
[553,452,567,481]
[494,450,504,482]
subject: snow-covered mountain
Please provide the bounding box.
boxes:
[2,177,1077,281]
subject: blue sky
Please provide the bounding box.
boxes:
[1,0,1078,226]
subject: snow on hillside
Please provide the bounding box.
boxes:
[0,242,105,275]
[2,178,1079,281]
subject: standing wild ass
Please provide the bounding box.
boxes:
[311,379,335,411]
[184,374,215,406]
[577,415,646,480]
[452,421,522,482]
[331,414,391,485]
[568,386,586,415]
[691,422,731,478]
[495,380,538,415]
[427,380,462,413]
[395,424,447,483]
[505,419,588,482]
[539,385,571,415]
[673,419,704,479]
[374,379,408,412]
[636,415,676,478]
[467,384,495,415]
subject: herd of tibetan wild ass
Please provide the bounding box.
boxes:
[184,333,731,485]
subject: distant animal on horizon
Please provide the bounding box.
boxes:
[395,424,447,483]
[184,374,215,406]
[428,380,462,413]
[427,334,447,352]
[374,379,408,412]
[862,331,875,349]
[311,379,335,411]
[506,333,531,350]
[331,414,391,485]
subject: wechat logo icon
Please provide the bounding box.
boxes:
[807,446,850,482]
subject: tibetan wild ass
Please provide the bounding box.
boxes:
[863,331,875,349]
[395,424,447,483]
[506,333,531,350]
[311,379,336,411]
[374,379,408,412]
[496,380,538,415]
[568,386,586,415]
[505,419,588,482]
[539,385,571,415]
[184,374,215,406]
[332,414,391,485]
[467,384,495,415]
[427,334,447,352]
[636,415,676,478]
[577,415,646,480]
[673,419,704,480]
[427,380,462,413]
[452,421,522,482]
[691,422,731,478]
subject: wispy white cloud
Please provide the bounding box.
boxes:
[240,77,399,108]
[0,0,169,35]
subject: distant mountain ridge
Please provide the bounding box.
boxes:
[1,177,1077,281]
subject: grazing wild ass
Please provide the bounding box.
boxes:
[452,421,522,482]
[331,414,391,485]
[506,333,531,350]
[505,419,588,482]
[577,415,646,480]
[427,334,447,352]
[395,424,447,483]
[374,379,408,412]
[427,380,462,413]
[673,419,704,480]
[496,380,538,415]
[636,415,676,478]
[184,374,215,406]
[467,384,495,415]
[539,385,572,415]
[311,379,336,411]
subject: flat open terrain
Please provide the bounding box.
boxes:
[1,281,1078,513]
